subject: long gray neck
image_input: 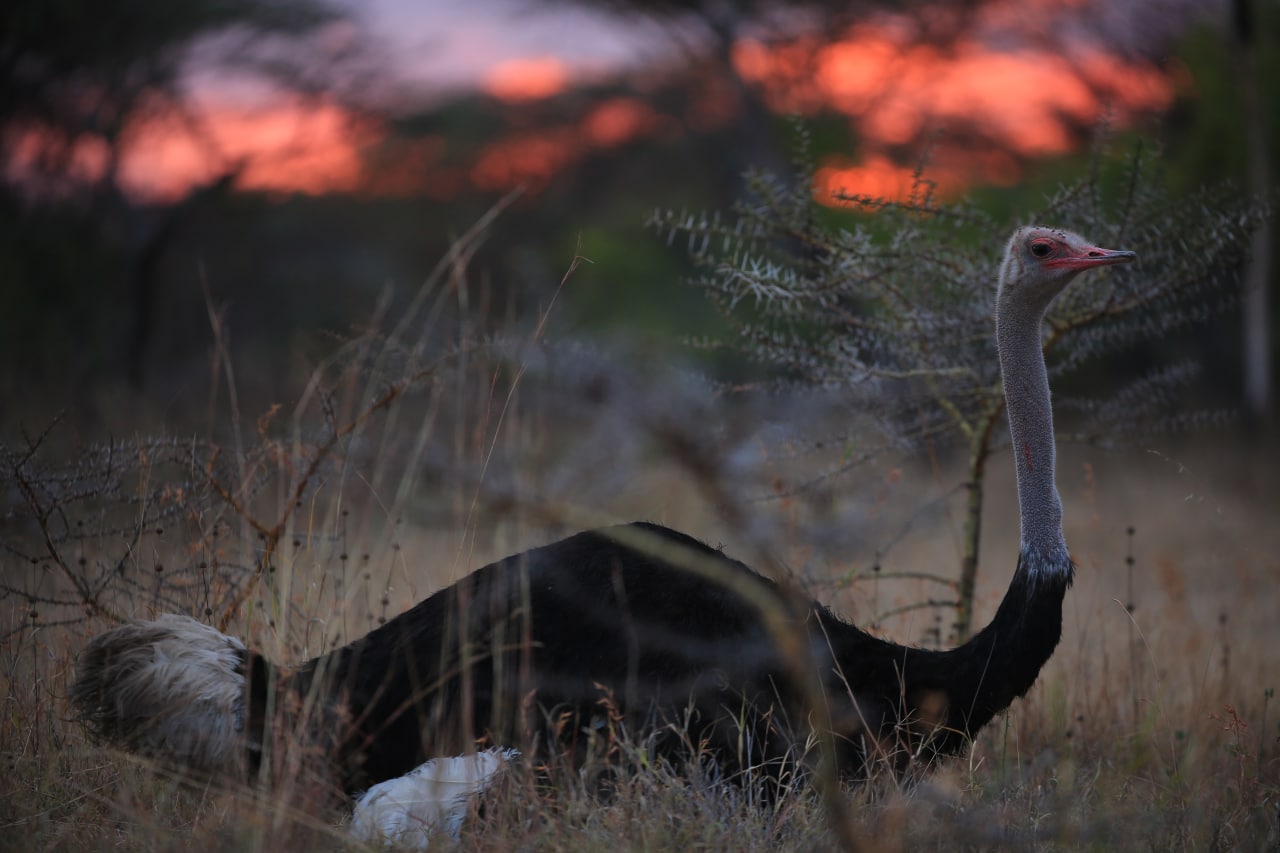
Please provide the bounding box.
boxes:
[995,287,1071,577]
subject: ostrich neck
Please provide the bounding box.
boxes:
[905,288,1075,737]
[995,297,1070,575]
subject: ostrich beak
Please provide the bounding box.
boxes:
[1048,244,1137,271]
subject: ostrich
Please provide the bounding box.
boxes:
[71,227,1134,841]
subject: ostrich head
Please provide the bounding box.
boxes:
[999,227,1136,315]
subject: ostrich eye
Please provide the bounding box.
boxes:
[1030,241,1053,258]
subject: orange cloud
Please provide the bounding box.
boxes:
[3,124,113,193]
[20,17,1175,207]
[116,96,374,202]
[583,97,663,147]
[736,20,1174,203]
[470,129,578,191]
[470,98,672,193]
[814,155,924,203]
[483,56,570,102]
[815,148,1021,207]
[744,26,1174,151]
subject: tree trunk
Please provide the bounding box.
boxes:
[955,435,989,642]
[1233,0,1274,424]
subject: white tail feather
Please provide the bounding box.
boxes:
[349,747,518,848]
[70,614,248,772]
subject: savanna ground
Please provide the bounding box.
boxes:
[1,267,1278,851]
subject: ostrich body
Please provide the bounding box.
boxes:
[71,228,1135,808]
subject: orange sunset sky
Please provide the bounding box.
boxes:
[38,0,1186,206]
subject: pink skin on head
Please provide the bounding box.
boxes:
[1032,236,1137,271]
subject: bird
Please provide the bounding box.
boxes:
[70,227,1135,831]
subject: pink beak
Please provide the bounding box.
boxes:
[1047,245,1137,271]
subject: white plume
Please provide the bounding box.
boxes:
[70,614,248,772]
[349,747,518,848]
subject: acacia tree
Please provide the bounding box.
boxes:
[651,143,1264,639]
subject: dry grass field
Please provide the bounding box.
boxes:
[5,422,1274,845]
[2,331,1278,851]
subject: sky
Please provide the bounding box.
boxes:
[71,0,1206,204]
[349,0,676,100]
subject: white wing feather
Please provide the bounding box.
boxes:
[349,747,518,848]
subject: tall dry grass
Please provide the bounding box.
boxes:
[4,427,1276,851]
[2,233,1277,850]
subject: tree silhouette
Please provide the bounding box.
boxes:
[1,0,347,195]
[0,0,354,392]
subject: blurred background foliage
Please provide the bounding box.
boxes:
[0,0,1275,431]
